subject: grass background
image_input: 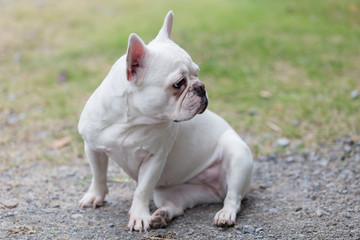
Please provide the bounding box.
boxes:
[0,0,359,166]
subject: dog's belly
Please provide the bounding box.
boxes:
[157,110,231,187]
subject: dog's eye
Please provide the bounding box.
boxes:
[173,78,186,89]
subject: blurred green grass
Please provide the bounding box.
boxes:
[0,0,359,163]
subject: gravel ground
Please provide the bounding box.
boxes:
[1,137,359,239]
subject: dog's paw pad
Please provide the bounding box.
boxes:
[150,209,170,228]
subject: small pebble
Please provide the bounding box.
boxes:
[57,71,68,83]
[276,137,290,147]
[255,227,264,233]
[295,156,305,162]
[319,158,329,167]
[71,213,83,219]
[13,53,21,63]
[269,208,278,213]
[268,153,278,161]
[7,112,26,125]
[108,223,115,228]
[350,89,359,99]
[243,225,255,234]
[316,209,323,217]
[344,145,352,154]
[316,208,330,217]
[258,157,269,162]
[327,152,338,161]
[157,228,167,233]
[4,213,15,218]
[292,119,300,126]
[249,109,258,116]
[286,156,295,163]
[234,230,242,235]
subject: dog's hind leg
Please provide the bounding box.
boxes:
[213,130,253,226]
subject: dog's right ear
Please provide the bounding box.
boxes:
[126,33,147,83]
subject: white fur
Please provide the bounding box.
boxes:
[78,11,253,232]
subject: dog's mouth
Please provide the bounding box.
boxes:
[197,96,208,114]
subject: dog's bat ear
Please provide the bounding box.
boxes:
[126,33,147,82]
[156,10,174,40]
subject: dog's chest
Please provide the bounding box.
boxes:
[96,123,177,180]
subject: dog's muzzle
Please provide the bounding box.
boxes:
[193,82,208,114]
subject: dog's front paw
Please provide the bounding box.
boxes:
[78,186,108,209]
[128,211,151,232]
[150,208,171,228]
[214,208,237,226]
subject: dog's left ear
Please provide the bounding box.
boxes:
[156,10,174,41]
[126,33,147,83]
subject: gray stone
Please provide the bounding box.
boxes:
[316,208,330,217]
[344,145,352,154]
[286,156,296,163]
[57,71,68,83]
[295,156,305,162]
[276,137,290,147]
[292,119,300,126]
[7,112,26,125]
[13,53,21,63]
[71,214,83,219]
[268,153,278,161]
[316,208,323,217]
[234,230,242,235]
[350,89,359,99]
[319,158,329,167]
[156,228,167,233]
[249,109,258,116]
[243,225,255,234]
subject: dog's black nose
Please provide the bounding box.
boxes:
[193,82,206,96]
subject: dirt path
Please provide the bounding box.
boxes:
[1,137,359,239]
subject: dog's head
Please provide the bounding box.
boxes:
[125,11,208,122]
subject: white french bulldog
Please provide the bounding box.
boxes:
[78,11,253,232]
